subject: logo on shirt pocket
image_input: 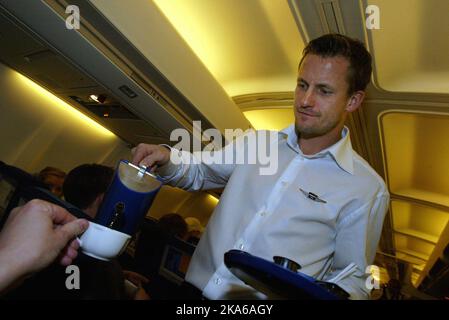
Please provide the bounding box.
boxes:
[298,187,327,204]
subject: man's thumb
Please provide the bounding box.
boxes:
[57,219,89,243]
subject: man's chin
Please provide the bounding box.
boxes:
[295,124,323,139]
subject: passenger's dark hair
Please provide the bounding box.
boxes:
[63,164,114,210]
[299,33,372,95]
[158,213,188,238]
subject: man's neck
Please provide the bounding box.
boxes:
[298,127,343,155]
[84,206,97,219]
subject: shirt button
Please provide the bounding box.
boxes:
[239,243,245,250]
[215,278,222,285]
[260,211,266,217]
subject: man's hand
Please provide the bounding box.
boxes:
[123,270,149,288]
[0,199,89,290]
[123,270,150,300]
[131,144,171,169]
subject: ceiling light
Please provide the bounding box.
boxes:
[208,193,219,204]
[90,94,107,104]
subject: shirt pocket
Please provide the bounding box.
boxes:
[292,186,339,228]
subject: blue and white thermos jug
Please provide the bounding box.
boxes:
[95,160,162,235]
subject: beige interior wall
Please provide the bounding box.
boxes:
[381,112,415,192]
[392,200,448,239]
[147,185,218,227]
[413,115,449,194]
[176,192,218,226]
[383,112,449,196]
[146,185,191,219]
[0,63,130,174]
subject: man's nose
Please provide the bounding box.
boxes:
[298,88,315,108]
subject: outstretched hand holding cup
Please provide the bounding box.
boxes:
[0,200,88,292]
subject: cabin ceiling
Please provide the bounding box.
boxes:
[152,0,304,98]
[0,0,448,298]
[368,0,449,94]
[89,0,299,130]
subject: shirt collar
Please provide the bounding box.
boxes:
[279,124,354,175]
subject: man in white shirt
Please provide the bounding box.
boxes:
[131,34,389,299]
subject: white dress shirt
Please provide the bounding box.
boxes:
[156,125,389,299]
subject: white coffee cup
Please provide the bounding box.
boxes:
[78,221,131,261]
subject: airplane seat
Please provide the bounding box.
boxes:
[0,161,46,229]
[442,243,449,264]
[145,235,196,300]
[132,217,197,299]
[132,217,169,278]
[158,235,196,284]
[23,186,92,220]
[0,161,91,230]
[0,161,46,188]
[428,258,446,280]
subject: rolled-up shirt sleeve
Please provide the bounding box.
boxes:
[323,191,390,299]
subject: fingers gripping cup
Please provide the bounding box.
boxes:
[80,160,162,260]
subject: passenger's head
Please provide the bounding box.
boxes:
[294,34,372,140]
[298,33,372,95]
[158,213,188,239]
[63,164,114,218]
[37,166,66,198]
[185,217,204,239]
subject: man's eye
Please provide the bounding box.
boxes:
[320,88,332,95]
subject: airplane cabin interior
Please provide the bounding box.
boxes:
[0,0,448,301]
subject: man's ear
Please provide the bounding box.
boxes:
[95,193,105,206]
[345,90,365,113]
